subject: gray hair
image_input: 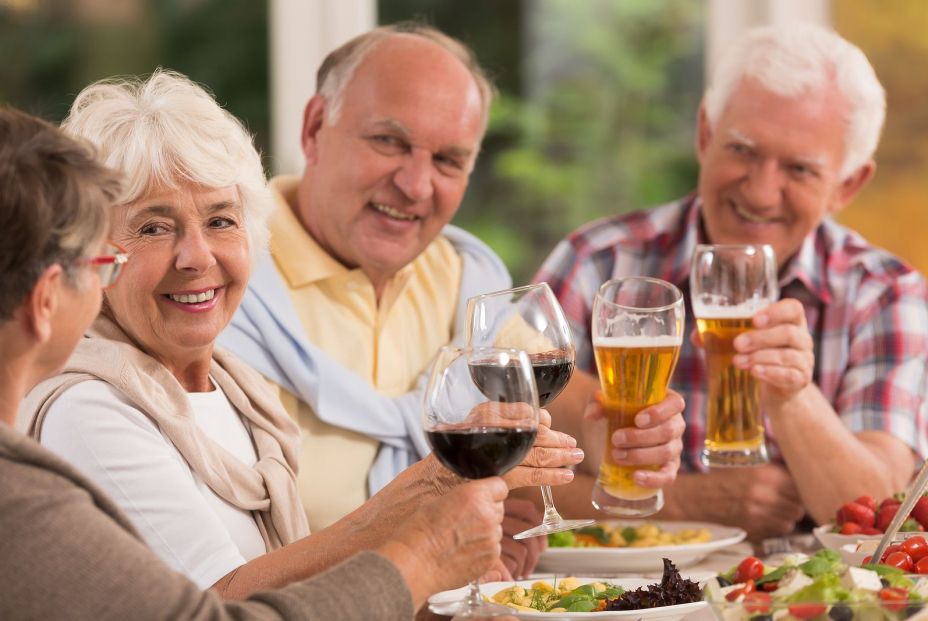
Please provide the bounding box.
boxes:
[316,22,496,132]
[703,23,885,180]
[61,69,272,264]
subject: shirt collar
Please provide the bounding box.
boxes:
[267,175,414,291]
[777,223,833,305]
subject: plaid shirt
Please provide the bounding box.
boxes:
[534,194,928,471]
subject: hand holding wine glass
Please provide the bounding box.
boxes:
[465,283,594,540]
[424,345,539,618]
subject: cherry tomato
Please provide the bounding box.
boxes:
[855,495,877,511]
[877,505,900,532]
[743,592,772,614]
[734,557,764,583]
[879,587,910,612]
[840,502,876,528]
[913,497,928,530]
[884,551,915,572]
[862,555,873,564]
[762,581,779,592]
[882,544,904,559]
[840,522,863,535]
[903,535,928,561]
[725,579,756,601]
[788,603,827,619]
[916,556,928,575]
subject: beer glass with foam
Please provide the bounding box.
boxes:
[591,277,684,516]
[691,244,778,468]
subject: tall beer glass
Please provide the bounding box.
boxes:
[591,277,684,517]
[691,244,777,468]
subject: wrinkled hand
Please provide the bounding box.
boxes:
[385,477,508,599]
[501,409,584,489]
[496,498,547,579]
[733,299,815,406]
[671,465,805,542]
[584,391,685,488]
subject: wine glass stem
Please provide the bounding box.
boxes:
[540,485,564,525]
[466,579,483,609]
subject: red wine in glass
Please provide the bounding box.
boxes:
[427,427,537,479]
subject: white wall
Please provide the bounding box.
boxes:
[706,0,830,80]
[269,0,376,175]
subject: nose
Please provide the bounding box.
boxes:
[393,148,434,202]
[742,158,784,209]
[175,228,217,273]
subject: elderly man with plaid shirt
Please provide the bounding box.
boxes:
[532,24,928,542]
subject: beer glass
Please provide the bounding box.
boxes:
[691,244,778,468]
[466,283,594,539]
[591,277,684,517]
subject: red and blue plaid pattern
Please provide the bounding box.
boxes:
[534,195,928,471]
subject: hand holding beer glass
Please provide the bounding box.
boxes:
[591,277,684,517]
[691,244,778,468]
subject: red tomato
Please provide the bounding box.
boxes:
[877,505,900,532]
[840,502,876,528]
[725,579,756,602]
[855,495,877,511]
[879,587,910,612]
[883,544,904,559]
[743,592,772,614]
[884,551,915,572]
[788,603,827,619]
[916,556,928,575]
[863,555,873,564]
[734,557,765,583]
[841,522,863,535]
[762,581,779,592]
[913,496,928,530]
[903,535,928,561]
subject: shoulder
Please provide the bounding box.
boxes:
[821,219,927,297]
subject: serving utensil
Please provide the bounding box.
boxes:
[867,459,928,565]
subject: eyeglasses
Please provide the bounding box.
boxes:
[80,241,129,289]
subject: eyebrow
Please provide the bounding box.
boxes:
[126,199,241,225]
[727,128,828,169]
[726,128,756,148]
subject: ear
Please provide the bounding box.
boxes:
[830,160,876,214]
[695,102,713,164]
[300,95,328,165]
[22,265,64,344]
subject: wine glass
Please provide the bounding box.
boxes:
[465,283,594,539]
[424,345,540,618]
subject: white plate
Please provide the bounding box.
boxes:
[429,577,708,621]
[813,523,924,565]
[536,521,747,574]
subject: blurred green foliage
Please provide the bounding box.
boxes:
[0,0,268,154]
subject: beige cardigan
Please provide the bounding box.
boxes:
[19,315,309,550]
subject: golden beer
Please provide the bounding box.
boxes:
[593,337,681,500]
[697,314,767,464]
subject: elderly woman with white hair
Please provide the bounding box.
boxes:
[19,69,579,599]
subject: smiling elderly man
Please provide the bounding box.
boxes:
[219,22,686,578]
[536,23,928,542]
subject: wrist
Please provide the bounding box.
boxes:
[377,540,433,609]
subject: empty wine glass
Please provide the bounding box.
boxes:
[465,283,594,539]
[424,345,540,618]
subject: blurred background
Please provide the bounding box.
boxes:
[1,0,925,284]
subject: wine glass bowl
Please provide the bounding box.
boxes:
[465,283,594,540]
[423,346,540,618]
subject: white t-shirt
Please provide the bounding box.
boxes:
[41,379,266,589]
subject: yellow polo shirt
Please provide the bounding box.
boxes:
[268,176,462,531]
